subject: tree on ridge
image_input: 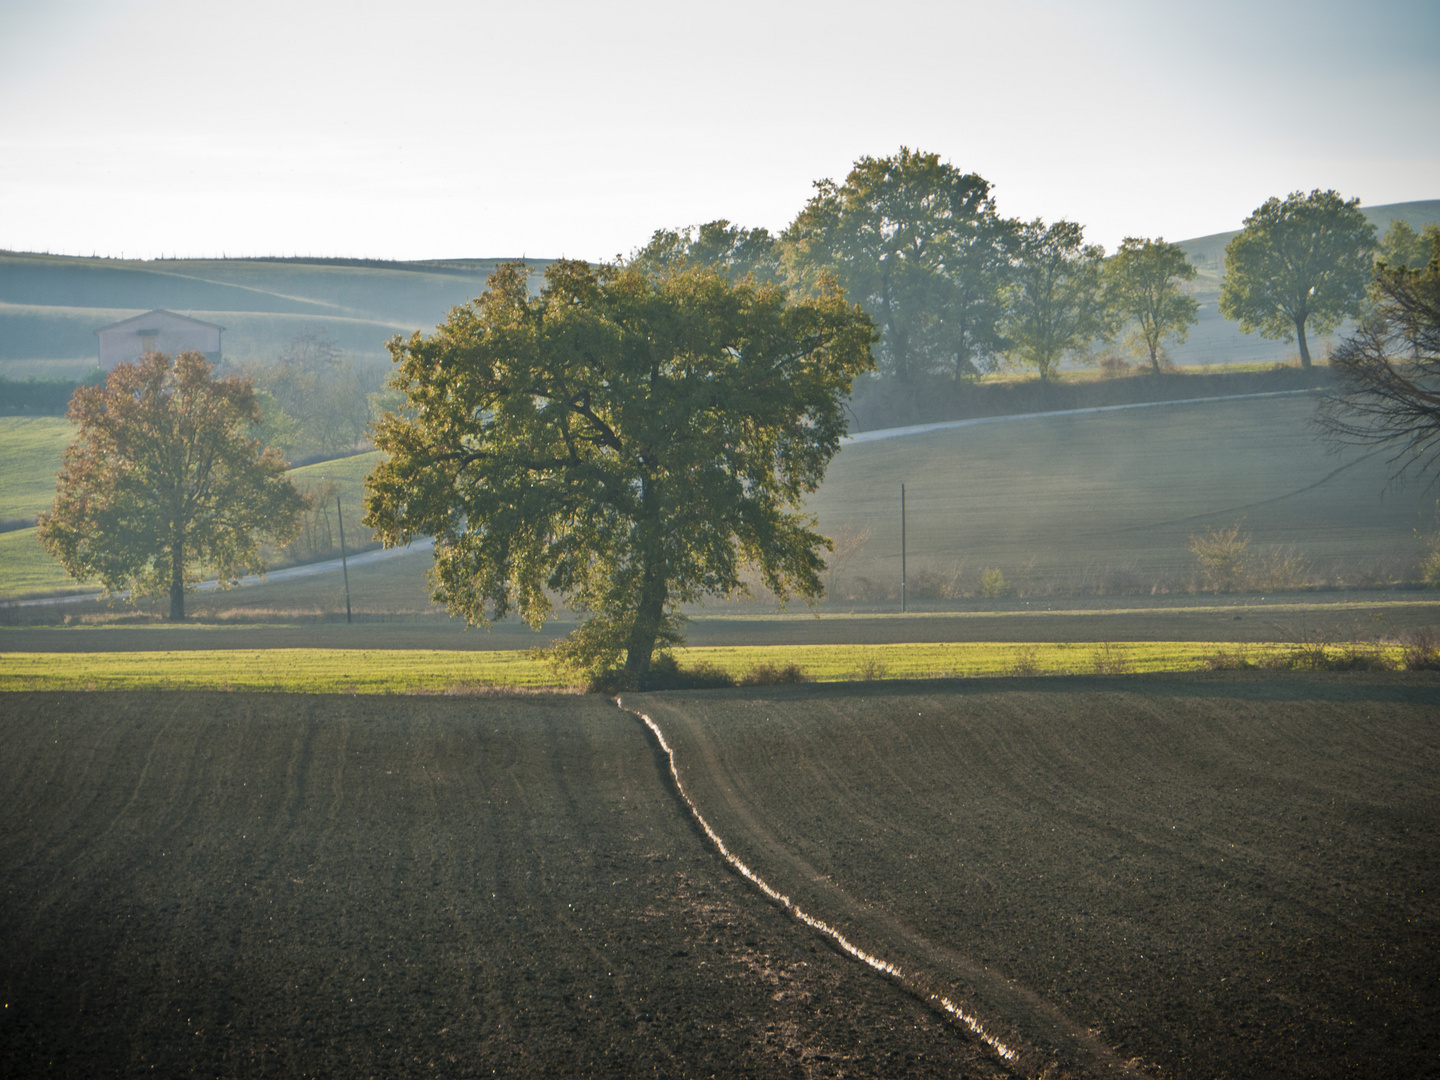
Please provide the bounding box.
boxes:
[1105,236,1199,374]
[1219,189,1376,368]
[783,147,1016,381]
[1000,219,1110,381]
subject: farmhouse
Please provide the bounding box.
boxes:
[95,309,223,369]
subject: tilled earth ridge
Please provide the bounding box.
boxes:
[631,673,1440,1080]
[0,692,1016,1079]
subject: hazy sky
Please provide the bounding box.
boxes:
[2,0,1436,261]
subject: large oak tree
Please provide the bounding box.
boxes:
[783,148,1015,381]
[38,351,309,619]
[1219,189,1376,368]
[363,260,875,684]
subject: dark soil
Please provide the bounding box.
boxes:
[632,673,1440,1079]
[0,692,1014,1079]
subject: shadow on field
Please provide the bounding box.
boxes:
[694,670,1440,706]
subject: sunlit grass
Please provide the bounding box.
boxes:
[0,416,71,520]
[1,640,1398,693]
[672,641,1302,680]
[0,527,91,595]
[0,649,567,693]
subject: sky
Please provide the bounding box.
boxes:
[2,0,1437,262]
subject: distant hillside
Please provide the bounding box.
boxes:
[1,199,1435,378]
[0,253,552,378]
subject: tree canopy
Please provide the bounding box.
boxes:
[362,260,876,685]
[1219,189,1376,368]
[1377,219,1440,272]
[629,220,784,285]
[1000,219,1110,381]
[37,351,309,619]
[236,329,381,461]
[783,147,1015,381]
[1317,230,1440,480]
[1105,236,1199,373]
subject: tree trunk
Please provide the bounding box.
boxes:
[622,480,667,684]
[168,535,185,621]
[1295,316,1313,369]
[623,568,667,683]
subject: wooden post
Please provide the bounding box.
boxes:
[336,492,352,624]
[901,483,907,614]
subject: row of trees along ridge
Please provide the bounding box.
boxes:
[638,149,1422,380]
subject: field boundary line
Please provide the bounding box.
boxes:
[843,388,1316,445]
[619,697,1028,1067]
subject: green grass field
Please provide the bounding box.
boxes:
[0,640,1396,692]
[0,416,69,520]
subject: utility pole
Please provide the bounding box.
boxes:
[901,482,907,614]
[336,492,352,624]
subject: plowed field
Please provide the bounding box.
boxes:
[2,677,1437,1079]
[0,692,1010,1079]
[630,675,1440,1079]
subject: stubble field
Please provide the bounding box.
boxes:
[2,676,1436,1079]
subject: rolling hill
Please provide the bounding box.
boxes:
[2,201,1434,378]
[0,254,552,378]
[6,392,1436,609]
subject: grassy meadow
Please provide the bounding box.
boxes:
[810,391,1440,604]
[0,639,1410,693]
[5,392,1440,609]
[0,416,70,521]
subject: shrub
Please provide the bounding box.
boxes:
[907,565,963,601]
[1286,640,1393,672]
[851,653,889,681]
[1008,646,1041,676]
[1416,518,1440,586]
[979,568,1008,599]
[586,654,737,693]
[737,662,808,687]
[1091,643,1134,675]
[1400,627,1440,671]
[1189,522,1249,592]
[1199,646,1257,671]
[1247,545,1310,591]
[845,575,895,603]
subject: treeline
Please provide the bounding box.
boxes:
[225,330,389,462]
[846,363,1329,432]
[0,370,107,414]
[624,148,1436,387]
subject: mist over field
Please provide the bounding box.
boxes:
[2,202,1436,378]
